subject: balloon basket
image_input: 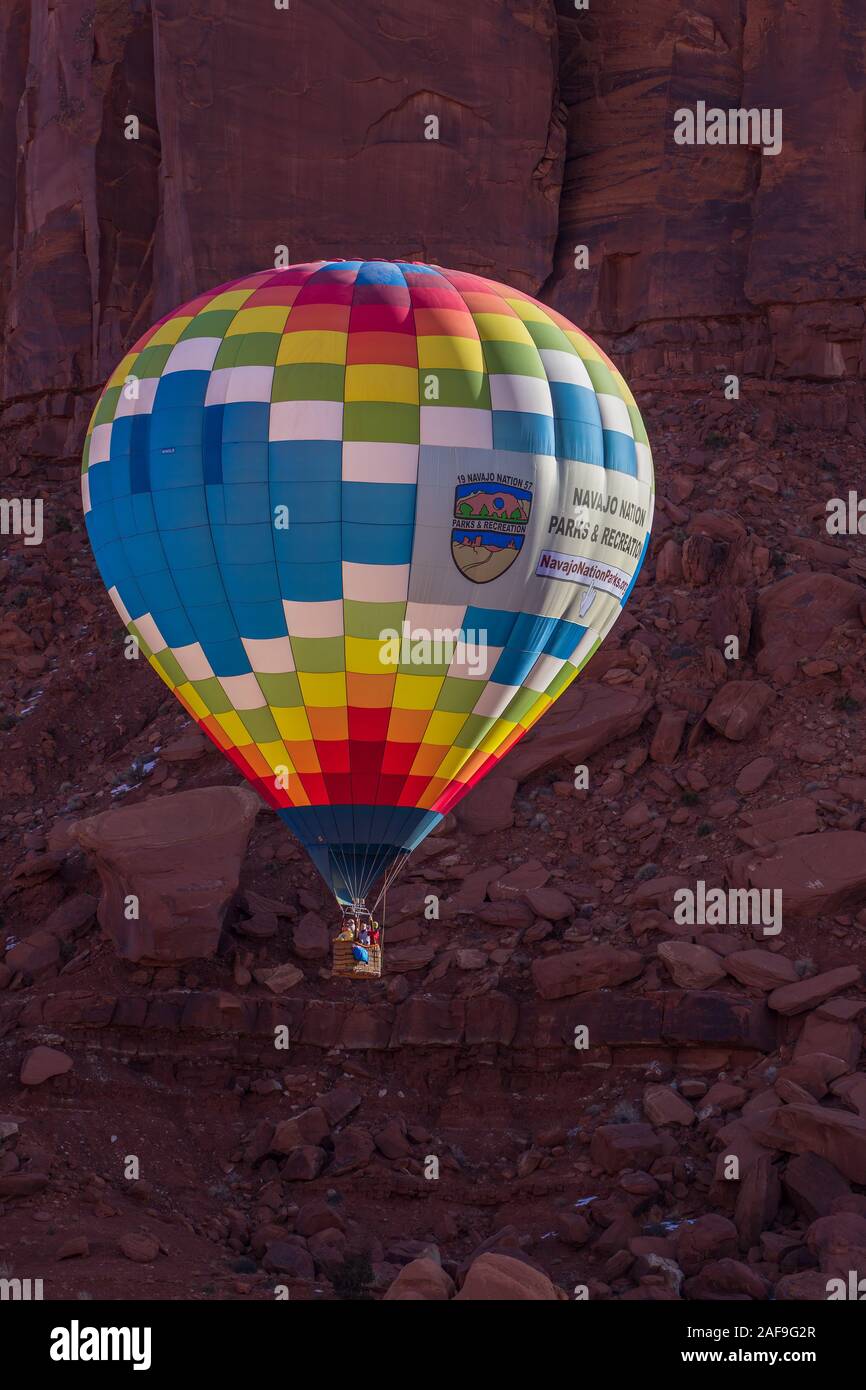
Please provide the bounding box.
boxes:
[332,938,382,979]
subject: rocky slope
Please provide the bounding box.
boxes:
[1,374,865,1299]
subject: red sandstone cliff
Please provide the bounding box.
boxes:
[0,0,862,426]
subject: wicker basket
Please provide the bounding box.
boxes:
[332,937,383,979]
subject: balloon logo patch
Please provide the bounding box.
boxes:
[451,481,532,584]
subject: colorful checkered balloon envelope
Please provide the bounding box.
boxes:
[82,260,654,906]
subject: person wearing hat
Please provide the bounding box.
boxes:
[337,915,357,942]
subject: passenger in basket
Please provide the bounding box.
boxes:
[358,923,371,947]
[371,923,380,947]
[337,916,357,942]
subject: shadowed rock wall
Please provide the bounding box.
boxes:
[0,0,862,418]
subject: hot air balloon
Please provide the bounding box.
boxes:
[81,260,654,976]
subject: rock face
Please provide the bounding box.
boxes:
[591,1123,672,1174]
[0,1,863,496]
[755,574,864,677]
[0,0,563,402]
[454,1252,562,1301]
[271,1108,330,1155]
[704,682,774,741]
[74,786,261,962]
[548,3,866,383]
[730,832,866,919]
[643,1084,695,1127]
[725,949,797,991]
[674,1215,739,1276]
[752,1106,866,1184]
[532,945,643,999]
[456,680,650,829]
[20,1045,72,1086]
[292,912,329,961]
[502,681,653,783]
[119,1232,159,1264]
[658,941,726,989]
[768,967,862,1017]
[455,776,518,835]
[383,1257,454,1301]
[783,1154,852,1222]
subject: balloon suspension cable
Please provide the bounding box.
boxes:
[371,848,412,919]
[329,841,357,909]
[355,829,375,911]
